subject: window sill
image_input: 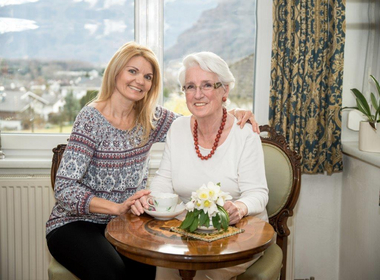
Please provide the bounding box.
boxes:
[0,156,51,169]
[0,142,166,174]
[4,141,378,170]
[342,141,380,168]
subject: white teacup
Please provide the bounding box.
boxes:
[147,192,178,213]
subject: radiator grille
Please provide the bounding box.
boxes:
[0,177,55,280]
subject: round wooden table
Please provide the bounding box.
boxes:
[105,213,275,280]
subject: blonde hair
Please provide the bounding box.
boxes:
[95,41,161,142]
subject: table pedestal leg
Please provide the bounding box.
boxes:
[179,269,196,280]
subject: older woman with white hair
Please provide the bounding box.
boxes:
[132,51,269,280]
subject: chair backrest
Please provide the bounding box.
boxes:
[50,144,67,190]
[260,124,301,280]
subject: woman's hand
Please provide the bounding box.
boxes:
[117,189,151,216]
[223,201,248,225]
[130,192,151,216]
[229,108,260,133]
[89,189,151,216]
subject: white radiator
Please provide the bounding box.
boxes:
[0,175,55,280]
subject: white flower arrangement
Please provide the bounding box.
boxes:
[180,182,232,232]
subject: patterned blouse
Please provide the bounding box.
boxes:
[46,105,178,235]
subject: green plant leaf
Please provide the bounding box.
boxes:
[351,88,371,116]
[371,92,379,111]
[215,205,230,231]
[342,106,359,110]
[180,211,195,230]
[189,215,199,232]
[199,211,209,226]
[212,215,221,231]
[356,99,372,121]
[374,102,380,129]
[218,205,229,216]
[369,122,376,130]
[219,210,229,231]
[370,75,380,98]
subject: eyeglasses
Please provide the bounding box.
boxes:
[182,82,223,94]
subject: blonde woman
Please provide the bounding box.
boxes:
[46,41,258,279]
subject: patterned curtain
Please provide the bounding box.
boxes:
[269,0,346,174]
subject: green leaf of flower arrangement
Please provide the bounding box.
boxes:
[212,215,221,231]
[217,205,229,231]
[199,210,209,227]
[219,213,229,231]
[189,215,199,232]
[180,211,195,230]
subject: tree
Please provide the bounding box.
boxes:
[80,90,98,108]
[63,91,80,123]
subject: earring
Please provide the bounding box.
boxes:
[222,97,227,102]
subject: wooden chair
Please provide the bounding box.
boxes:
[50,144,67,190]
[48,144,78,280]
[237,125,301,280]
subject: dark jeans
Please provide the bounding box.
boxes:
[46,221,156,280]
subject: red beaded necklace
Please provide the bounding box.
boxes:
[193,107,227,160]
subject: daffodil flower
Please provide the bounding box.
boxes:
[181,182,232,232]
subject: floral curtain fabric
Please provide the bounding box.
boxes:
[269,0,346,174]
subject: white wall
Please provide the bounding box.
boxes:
[294,173,342,279]
[339,155,380,280]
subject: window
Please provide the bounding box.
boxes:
[1,0,272,163]
[342,0,380,142]
[162,0,257,115]
[0,0,134,134]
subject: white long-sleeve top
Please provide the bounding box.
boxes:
[149,116,269,222]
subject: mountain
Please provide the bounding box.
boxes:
[164,0,256,65]
[0,0,256,66]
[0,0,135,65]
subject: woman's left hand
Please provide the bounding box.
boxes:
[117,189,151,216]
[223,201,248,225]
[130,192,151,216]
[230,108,260,133]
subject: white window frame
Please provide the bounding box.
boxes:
[0,0,272,170]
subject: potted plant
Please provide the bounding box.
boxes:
[347,74,380,152]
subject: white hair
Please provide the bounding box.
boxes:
[178,51,235,90]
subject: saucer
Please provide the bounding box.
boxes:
[144,202,186,220]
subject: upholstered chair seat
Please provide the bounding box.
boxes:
[48,257,78,280]
[237,242,283,280]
